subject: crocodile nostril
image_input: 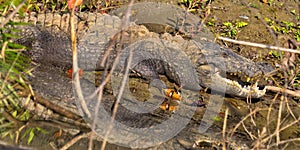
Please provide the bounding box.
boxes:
[258,85,265,90]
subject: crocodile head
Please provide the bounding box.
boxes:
[197,64,269,98]
[192,40,273,98]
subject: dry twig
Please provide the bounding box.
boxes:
[217,36,300,54]
[99,1,135,150]
[60,132,92,150]
[69,0,91,118]
[266,86,300,98]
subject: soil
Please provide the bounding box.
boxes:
[2,0,300,149]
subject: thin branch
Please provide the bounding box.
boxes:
[222,108,228,150]
[18,86,82,121]
[266,93,279,146]
[217,36,300,54]
[254,115,300,148]
[268,138,300,148]
[276,97,283,146]
[59,131,92,150]
[266,86,300,98]
[90,1,135,149]
[32,95,82,120]
[229,108,267,139]
[2,110,24,126]
[88,10,131,150]
[241,121,256,140]
[70,1,91,118]
[101,18,134,150]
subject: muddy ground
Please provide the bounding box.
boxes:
[2,0,300,149]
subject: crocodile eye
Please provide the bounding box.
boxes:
[198,65,212,75]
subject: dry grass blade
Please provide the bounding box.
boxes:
[222,108,228,150]
[0,0,26,28]
[0,41,8,59]
[275,96,283,146]
[86,1,135,149]
[1,52,20,91]
[100,1,135,150]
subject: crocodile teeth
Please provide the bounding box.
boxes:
[215,72,266,98]
[242,82,259,91]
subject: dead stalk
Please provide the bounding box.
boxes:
[60,132,92,150]
[0,41,8,60]
[229,108,267,139]
[254,116,300,148]
[275,96,283,146]
[246,95,257,127]
[285,98,297,121]
[100,1,135,150]
[266,86,300,98]
[87,1,135,149]
[1,52,20,91]
[222,108,228,150]
[70,0,91,118]
[268,138,300,148]
[217,36,300,54]
[241,121,256,140]
[266,93,279,145]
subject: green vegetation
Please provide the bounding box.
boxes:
[207,19,248,38]
[0,0,121,146]
[221,21,248,38]
[0,0,44,145]
[264,17,300,42]
[1,0,299,149]
[264,15,300,85]
[177,0,211,13]
[20,0,121,13]
[268,50,284,60]
[22,127,48,144]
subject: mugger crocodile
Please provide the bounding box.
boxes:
[11,3,273,101]
[111,2,274,98]
[4,2,273,149]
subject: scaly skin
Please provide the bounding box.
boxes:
[10,8,273,100]
[3,3,274,149]
[112,2,274,98]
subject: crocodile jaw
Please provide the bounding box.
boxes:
[206,72,266,98]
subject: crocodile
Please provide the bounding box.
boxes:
[12,3,273,100]
[3,2,274,149]
[111,2,273,98]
